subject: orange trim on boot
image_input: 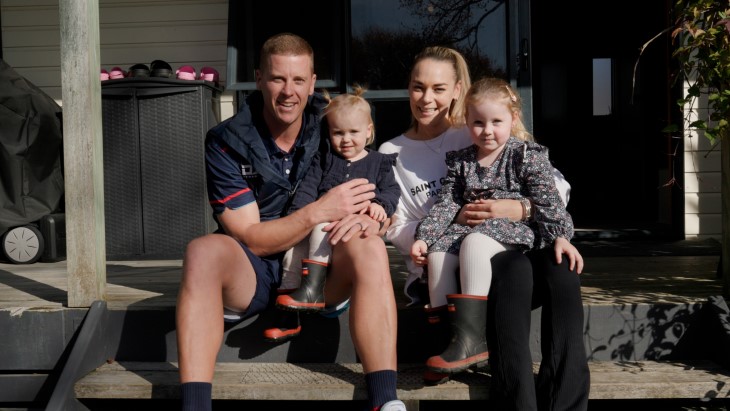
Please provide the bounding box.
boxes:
[423,369,450,386]
[263,324,302,342]
[276,294,326,309]
[426,351,489,372]
[275,259,328,311]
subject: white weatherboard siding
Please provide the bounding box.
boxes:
[682,87,722,241]
[1,0,235,119]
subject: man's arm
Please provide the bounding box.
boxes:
[219,178,376,256]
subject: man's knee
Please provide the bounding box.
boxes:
[183,234,242,282]
[185,233,225,261]
[335,234,385,260]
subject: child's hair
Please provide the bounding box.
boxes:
[466,77,534,142]
[409,46,472,130]
[321,85,375,145]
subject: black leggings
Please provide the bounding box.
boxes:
[487,248,590,411]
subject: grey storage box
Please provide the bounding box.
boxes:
[101,78,221,259]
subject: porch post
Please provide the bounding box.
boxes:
[59,0,107,307]
[722,137,729,297]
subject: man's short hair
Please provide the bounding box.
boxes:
[259,33,314,73]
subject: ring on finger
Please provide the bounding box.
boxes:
[356,222,365,231]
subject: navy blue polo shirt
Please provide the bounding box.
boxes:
[206,122,308,219]
[204,91,327,226]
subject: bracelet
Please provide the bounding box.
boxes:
[520,198,532,221]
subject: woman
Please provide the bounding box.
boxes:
[378,46,590,410]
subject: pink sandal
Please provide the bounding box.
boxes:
[176,65,196,80]
[199,66,219,84]
[109,67,126,79]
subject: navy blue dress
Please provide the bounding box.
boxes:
[290,148,400,217]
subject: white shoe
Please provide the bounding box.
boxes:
[380,400,407,411]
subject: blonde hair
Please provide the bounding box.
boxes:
[466,77,534,142]
[322,85,375,145]
[409,46,471,130]
[259,32,314,73]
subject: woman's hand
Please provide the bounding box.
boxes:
[410,240,428,267]
[554,237,584,274]
[456,198,524,227]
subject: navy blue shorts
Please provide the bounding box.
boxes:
[223,241,282,323]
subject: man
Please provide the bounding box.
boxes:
[175,33,406,411]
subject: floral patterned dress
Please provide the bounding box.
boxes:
[415,136,574,255]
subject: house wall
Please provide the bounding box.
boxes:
[1,0,722,241]
[683,91,723,240]
[0,0,236,119]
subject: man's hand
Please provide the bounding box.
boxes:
[314,178,375,223]
[324,213,379,245]
[554,237,584,274]
[456,198,523,227]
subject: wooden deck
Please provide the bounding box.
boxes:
[75,359,730,401]
[2,239,728,408]
[0,243,723,310]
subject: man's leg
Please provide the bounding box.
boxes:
[176,233,257,411]
[329,234,401,410]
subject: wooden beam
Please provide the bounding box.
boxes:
[722,137,729,298]
[58,0,107,307]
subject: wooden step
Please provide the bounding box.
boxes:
[75,360,730,402]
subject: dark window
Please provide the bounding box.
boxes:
[350,0,509,96]
[226,0,344,91]
[226,0,517,144]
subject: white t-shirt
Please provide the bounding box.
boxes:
[379,126,571,305]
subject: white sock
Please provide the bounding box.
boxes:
[280,239,307,290]
[308,222,331,264]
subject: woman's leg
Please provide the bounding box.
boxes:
[528,248,590,411]
[488,251,538,411]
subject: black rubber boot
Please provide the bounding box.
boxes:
[423,304,451,385]
[425,303,451,352]
[276,259,327,312]
[263,289,302,342]
[425,303,449,327]
[426,294,489,374]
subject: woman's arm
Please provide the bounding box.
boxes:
[455,167,570,227]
